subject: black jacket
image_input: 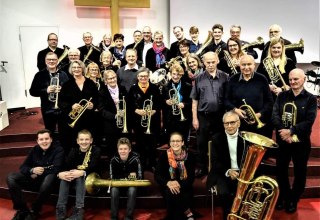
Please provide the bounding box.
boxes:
[110,151,143,179]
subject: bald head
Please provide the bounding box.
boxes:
[289,68,306,92]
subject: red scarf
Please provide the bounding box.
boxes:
[153,42,166,68]
[167,148,188,180]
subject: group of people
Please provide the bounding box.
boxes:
[7,22,318,220]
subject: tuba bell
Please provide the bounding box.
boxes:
[242,37,264,51]
[68,97,92,128]
[57,45,70,65]
[284,38,304,54]
[263,57,289,91]
[282,102,300,142]
[141,95,153,134]
[116,96,128,133]
[169,88,186,121]
[196,30,213,57]
[239,99,265,129]
[228,131,279,220]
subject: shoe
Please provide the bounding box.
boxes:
[275,200,285,210]
[11,210,29,220]
[195,169,208,178]
[25,210,39,220]
[66,207,84,220]
[56,206,67,220]
[285,201,297,213]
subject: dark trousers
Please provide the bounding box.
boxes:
[197,111,223,170]
[276,142,311,203]
[6,172,56,213]
[41,109,61,134]
[134,132,158,169]
[111,187,137,220]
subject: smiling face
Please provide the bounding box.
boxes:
[118,144,131,161]
[47,34,58,49]
[142,26,152,42]
[154,33,163,47]
[77,133,93,152]
[37,132,52,151]
[137,71,150,85]
[45,53,58,71]
[289,69,306,92]
[223,114,240,135]
[173,27,184,41]
[187,57,199,71]
[101,52,112,66]
[230,27,241,40]
[240,55,255,79]
[83,33,93,45]
[71,62,83,77]
[126,49,137,66]
[170,133,184,154]
[270,42,283,59]
[212,28,223,41]
[228,39,240,56]
[104,70,117,88]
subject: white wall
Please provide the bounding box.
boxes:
[170,0,320,63]
[0,0,169,108]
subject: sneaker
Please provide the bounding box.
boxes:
[56,206,67,220]
[66,207,84,220]
[11,210,29,220]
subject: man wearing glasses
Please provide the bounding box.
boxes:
[135,26,153,66]
[78,32,101,65]
[260,24,297,64]
[207,111,244,220]
[37,33,64,71]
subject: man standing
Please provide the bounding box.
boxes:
[57,48,81,75]
[135,26,153,66]
[30,52,69,134]
[37,33,64,71]
[126,30,142,50]
[168,26,191,60]
[7,129,64,220]
[190,51,228,177]
[207,111,244,220]
[78,32,101,65]
[272,68,317,213]
[202,24,227,58]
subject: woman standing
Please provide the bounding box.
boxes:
[186,53,203,86]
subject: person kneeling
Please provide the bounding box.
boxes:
[56,129,101,220]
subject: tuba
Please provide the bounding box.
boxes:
[282,102,300,142]
[116,96,128,133]
[239,99,265,129]
[169,88,186,121]
[285,38,304,54]
[223,50,238,75]
[242,37,265,51]
[141,95,153,134]
[228,131,279,220]
[196,30,213,57]
[77,145,92,170]
[68,97,92,128]
[150,68,168,94]
[263,57,289,91]
[48,76,60,109]
[85,172,151,195]
[57,45,70,65]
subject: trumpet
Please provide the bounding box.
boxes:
[282,102,300,142]
[239,99,265,129]
[68,97,92,128]
[48,76,60,109]
[116,96,128,133]
[141,95,153,134]
[285,38,304,54]
[169,88,186,121]
[263,57,289,91]
[241,37,264,51]
[223,50,238,75]
[57,45,70,65]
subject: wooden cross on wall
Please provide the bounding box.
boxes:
[74,0,150,35]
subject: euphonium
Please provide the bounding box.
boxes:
[196,30,213,57]
[285,38,304,54]
[263,57,289,91]
[116,96,128,133]
[68,97,92,128]
[48,76,60,109]
[141,95,153,134]
[228,131,279,220]
[169,88,186,121]
[223,50,238,75]
[282,102,300,142]
[57,45,70,65]
[165,56,183,69]
[77,145,92,170]
[242,37,264,51]
[85,172,151,195]
[239,99,265,129]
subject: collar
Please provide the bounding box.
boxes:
[239,72,255,81]
[124,64,139,71]
[225,129,239,139]
[205,70,220,79]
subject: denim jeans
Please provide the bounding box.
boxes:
[56,176,86,208]
[6,172,56,213]
[111,187,137,220]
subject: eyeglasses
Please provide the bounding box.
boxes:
[228,44,238,47]
[269,30,280,34]
[138,75,149,78]
[48,39,58,41]
[72,66,81,69]
[223,120,238,126]
[143,32,151,34]
[106,76,116,80]
[170,140,183,143]
[90,69,99,71]
[46,58,58,61]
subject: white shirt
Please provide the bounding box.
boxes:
[142,41,153,65]
[225,130,239,176]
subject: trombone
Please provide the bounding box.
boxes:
[141,95,153,134]
[116,96,128,133]
[48,76,60,109]
[68,97,92,128]
[169,88,186,121]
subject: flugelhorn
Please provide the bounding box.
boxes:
[223,50,238,75]
[239,99,265,128]
[228,131,279,220]
[241,37,264,51]
[263,57,289,91]
[116,96,128,133]
[68,97,92,128]
[48,76,60,109]
[141,95,153,134]
[285,38,304,54]
[282,102,300,142]
[169,88,186,121]
[57,45,70,65]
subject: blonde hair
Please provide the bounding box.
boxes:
[85,62,101,79]
[267,38,287,73]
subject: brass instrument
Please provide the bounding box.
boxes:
[133,39,142,50]
[77,145,92,170]
[48,76,60,109]
[263,57,289,91]
[239,99,265,129]
[95,80,100,90]
[208,140,212,172]
[215,45,222,55]
[68,97,92,128]
[85,172,151,194]
[141,95,153,134]
[223,50,238,75]
[169,88,186,121]
[57,45,70,65]
[83,44,101,64]
[150,68,168,94]
[116,96,128,133]
[285,38,304,54]
[242,37,265,51]
[282,102,300,142]
[165,56,183,69]
[228,131,279,220]
[196,30,213,56]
